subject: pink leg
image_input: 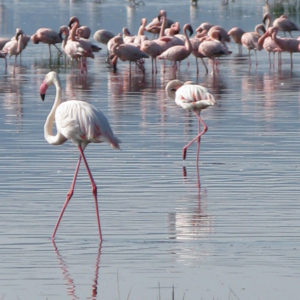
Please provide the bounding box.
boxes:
[182,111,208,160]
[78,146,102,241]
[52,155,82,240]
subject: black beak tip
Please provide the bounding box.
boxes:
[40,94,45,101]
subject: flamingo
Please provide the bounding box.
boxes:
[241,24,266,65]
[228,26,245,54]
[62,22,95,73]
[165,80,215,161]
[31,27,64,57]
[93,29,115,45]
[198,36,231,74]
[257,26,281,67]
[263,13,299,36]
[140,14,172,73]
[269,26,300,69]
[110,35,149,72]
[2,28,25,70]
[190,36,208,74]
[158,23,193,69]
[39,71,120,240]
[145,9,174,35]
[68,16,91,39]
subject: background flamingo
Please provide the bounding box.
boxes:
[158,23,193,70]
[31,27,64,58]
[39,71,120,240]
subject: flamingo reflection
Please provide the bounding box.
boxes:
[169,166,213,240]
[52,241,102,300]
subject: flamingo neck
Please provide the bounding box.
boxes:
[159,16,166,38]
[137,20,146,36]
[184,27,192,52]
[44,77,66,145]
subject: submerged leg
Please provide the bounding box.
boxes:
[182,111,208,160]
[78,145,102,241]
[52,155,82,239]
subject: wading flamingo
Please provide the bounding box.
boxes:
[228,26,245,54]
[166,80,215,161]
[40,71,120,240]
[270,26,300,69]
[263,13,299,36]
[158,23,193,69]
[241,24,266,65]
[2,28,26,70]
[31,27,64,57]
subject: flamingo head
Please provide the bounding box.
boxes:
[40,71,59,101]
[68,16,80,29]
[165,79,184,100]
[184,24,194,36]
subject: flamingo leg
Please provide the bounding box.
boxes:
[52,155,82,239]
[78,145,102,241]
[182,111,208,160]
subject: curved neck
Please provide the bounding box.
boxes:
[137,19,146,36]
[159,16,166,38]
[184,26,192,52]
[44,77,66,145]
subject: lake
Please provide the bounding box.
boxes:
[0,0,300,299]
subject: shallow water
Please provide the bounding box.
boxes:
[1,0,300,299]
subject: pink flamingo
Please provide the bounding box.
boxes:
[166,80,215,161]
[228,26,245,54]
[198,35,231,74]
[93,29,115,45]
[207,25,230,46]
[270,26,300,69]
[133,18,149,47]
[190,36,208,74]
[110,35,149,72]
[140,14,173,73]
[2,28,26,70]
[68,16,91,39]
[40,71,120,240]
[257,26,281,67]
[241,24,266,65]
[31,27,64,57]
[263,13,299,36]
[145,9,174,35]
[62,22,95,73]
[158,23,193,69]
[196,22,213,38]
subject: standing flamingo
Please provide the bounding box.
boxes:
[257,26,281,68]
[263,13,299,36]
[165,80,215,161]
[110,35,149,72]
[228,26,245,54]
[2,28,25,70]
[158,23,193,69]
[68,16,91,39]
[31,27,64,58]
[39,71,120,240]
[270,26,300,69]
[241,24,266,65]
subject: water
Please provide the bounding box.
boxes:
[1,0,300,299]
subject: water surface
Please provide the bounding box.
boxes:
[1,0,300,299]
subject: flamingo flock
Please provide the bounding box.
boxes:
[2,10,299,240]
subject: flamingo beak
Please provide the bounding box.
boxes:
[40,81,48,101]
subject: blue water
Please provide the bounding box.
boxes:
[1,0,300,299]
